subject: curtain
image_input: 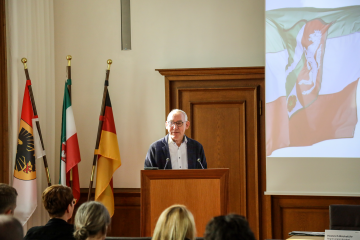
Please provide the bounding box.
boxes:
[6,0,55,230]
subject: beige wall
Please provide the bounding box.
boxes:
[54,0,265,188]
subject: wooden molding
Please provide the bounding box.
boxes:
[156,67,265,76]
[0,0,9,184]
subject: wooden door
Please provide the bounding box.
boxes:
[156,67,268,239]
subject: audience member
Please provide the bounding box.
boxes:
[152,204,196,240]
[204,214,256,240]
[24,184,75,240]
[74,201,110,240]
[0,183,18,215]
[0,215,23,240]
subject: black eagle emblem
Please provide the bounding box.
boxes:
[15,127,36,173]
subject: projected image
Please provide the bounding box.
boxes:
[266,1,360,157]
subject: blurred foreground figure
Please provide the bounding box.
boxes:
[24,185,75,240]
[0,215,23,240]
[0,183,18,215]
[152,204,196,240]
[204,214,256,240]
[74,201,110,240]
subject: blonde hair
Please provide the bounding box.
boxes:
[74,201,110,240]
[152,205,196,240]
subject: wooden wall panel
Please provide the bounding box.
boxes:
[78,188,141,237]
[180,88,254,218]
[191,102,246,215]
[272,196,360,239]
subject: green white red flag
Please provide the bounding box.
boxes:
[59,79,81,202]
[266,6,360,156]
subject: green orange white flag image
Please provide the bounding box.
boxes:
[266,6,360,156]
[59,79,81,202]
[13,80,44,225]
[95,91,121,217]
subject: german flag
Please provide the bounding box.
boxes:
[95,91,121,217]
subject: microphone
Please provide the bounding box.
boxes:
[197,158,204,169]
[164,158,170,169]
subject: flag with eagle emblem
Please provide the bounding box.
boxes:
[13,80,45,225]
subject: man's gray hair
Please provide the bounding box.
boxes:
[0,183,18,214]
[167,109,188,122]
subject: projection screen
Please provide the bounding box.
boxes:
[265,1,360,196]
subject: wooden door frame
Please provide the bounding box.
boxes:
[156,67,271,239]
[0,0,9,184]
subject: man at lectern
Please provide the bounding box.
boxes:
[145,109,207,169]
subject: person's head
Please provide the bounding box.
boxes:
[0,183,18,215]
[0,215,23,240]
[204,214,256,240]
[42,184,74,220]
[152,204,196,240]
[74,201,110,240]
[165,109,190,145]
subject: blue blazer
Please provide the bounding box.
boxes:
[144,134,207,169]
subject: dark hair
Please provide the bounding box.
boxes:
[74,201,111,240]
[42,184,73,217]
[0,215,23,240]
[204,214,256,240]
[0,183,18,214]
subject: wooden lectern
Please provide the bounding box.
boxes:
[140,169,229,237]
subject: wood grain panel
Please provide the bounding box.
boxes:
[110,205,141,237]
[156,67,265,76]
[0,0,9,184]
[188,100,246,216]
[150,179,220,237]
[141,169,229,237]
[191,102,246,215]
[78,188,141,237]
[272,195,360,239]
[179,86,259,234]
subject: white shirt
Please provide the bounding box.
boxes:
[168,136,188,169]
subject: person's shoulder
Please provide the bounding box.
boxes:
[25,225,43,233]
[24,220,75,240]
[186,136,203,146]
[24,226,45,239]
[149,136,167,148]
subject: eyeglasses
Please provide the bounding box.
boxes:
[167,121,184,127]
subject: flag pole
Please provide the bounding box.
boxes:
[66,55,73,189]
[21,58,52,187]
[87,59,112,201]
